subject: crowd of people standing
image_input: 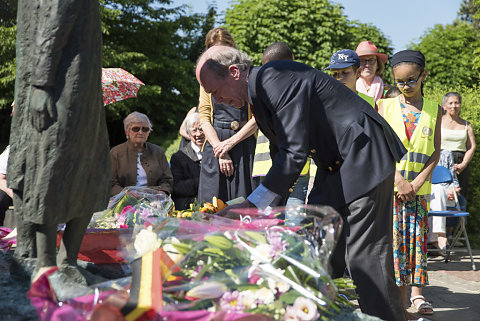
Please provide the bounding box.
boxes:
[92,28,477,321]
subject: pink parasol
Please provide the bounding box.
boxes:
[102,68,145,106]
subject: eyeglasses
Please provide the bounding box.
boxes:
[394,72,423,88]
[360,58,377,66]
[131,126,150,133]
[190,127,203,134]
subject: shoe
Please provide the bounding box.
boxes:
[410,295,434,315]
[440,245,455,257]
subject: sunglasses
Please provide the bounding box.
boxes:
[131,126,150,133]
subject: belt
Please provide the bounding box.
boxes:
[213,120,247,131]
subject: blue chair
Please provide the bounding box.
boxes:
[429,166,476,270]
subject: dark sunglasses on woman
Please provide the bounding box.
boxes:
[131,126,150,133]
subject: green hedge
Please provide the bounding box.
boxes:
[425,85,480,246]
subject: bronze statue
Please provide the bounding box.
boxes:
[9,0,111,282]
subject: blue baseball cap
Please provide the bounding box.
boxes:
[324,49,360,70]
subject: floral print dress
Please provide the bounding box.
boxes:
[393,102,429,286]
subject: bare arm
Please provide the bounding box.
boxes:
[213,117,258,158]
[202,121,234,176]
[455,122,476,174]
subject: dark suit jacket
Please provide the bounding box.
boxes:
[170,143,201,210]
[110,141,173,196]
[248,60,406,209]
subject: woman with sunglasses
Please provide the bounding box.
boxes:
[378,50,442,319]
[110,111,173,196]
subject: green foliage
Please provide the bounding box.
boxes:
[163,134,182,162]
[101,0,215,148]
[0,25,15,108]
[0,0,17,27]
[471,0,480,70]
[413,22,479,89]
[425,85,480,246]
[225,0,347,68]
[458,0,480,29]
[225,0,391,74]
[224,0,392,85]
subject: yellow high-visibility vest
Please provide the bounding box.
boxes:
[252,130,310,177]
[358,92,376,108]
[380,97,438,196]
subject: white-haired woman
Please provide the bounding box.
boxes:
[110,111,173,196]
[170,112,205,209]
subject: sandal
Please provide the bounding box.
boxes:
[410,295,434,315]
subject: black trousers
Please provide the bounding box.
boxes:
[315,174,406,321]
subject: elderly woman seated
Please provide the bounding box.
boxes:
[170,112,205,209]
[110,111,173,196]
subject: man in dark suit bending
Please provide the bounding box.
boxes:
[196,46,407,321]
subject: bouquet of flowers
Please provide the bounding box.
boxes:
[125,205,345,320]
[29,206,356,321]
[89,187,174,229]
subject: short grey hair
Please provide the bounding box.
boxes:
[184,112,201,136]
[200,46,252,78]
[442,92,462,106]
[123,111,152,132]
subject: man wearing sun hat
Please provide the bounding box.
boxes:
[355,41,389,102]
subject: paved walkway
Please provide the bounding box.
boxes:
[406,249,480,321]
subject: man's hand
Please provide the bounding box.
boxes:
[30,86,56,132]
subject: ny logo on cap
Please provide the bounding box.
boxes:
[337,54,349,61]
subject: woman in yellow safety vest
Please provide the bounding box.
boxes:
[378,50,441,319]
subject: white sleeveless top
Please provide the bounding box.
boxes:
[441,121,468,152]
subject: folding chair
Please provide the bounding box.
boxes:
[429,165,476,271]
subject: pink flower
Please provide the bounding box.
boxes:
[248,267,260,284]
[267,230,288,259]
[219,291,245,313]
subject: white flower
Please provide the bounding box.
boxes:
[255,287,275,304]
[252,243,273,265]
[134,226,161,257]
[239,290,257,309]
[267,269,291,294]
[293,297,320,321]
[186,281,228,299]
[162,243,184,264]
